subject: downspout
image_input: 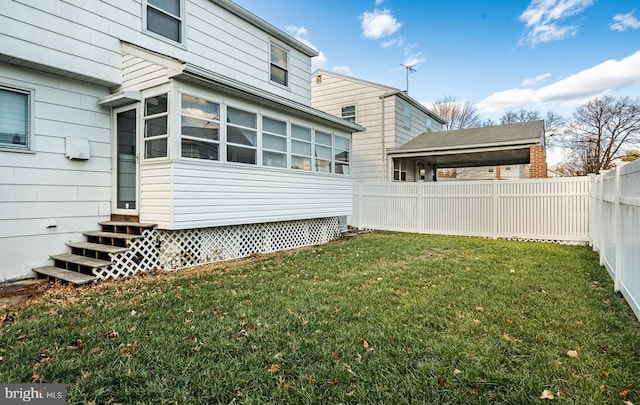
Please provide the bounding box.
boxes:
[380,90,400,182]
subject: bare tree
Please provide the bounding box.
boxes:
[564,96,640,174]
[431,95,482,130]
[499,108,565,147]
[500,108,541,124]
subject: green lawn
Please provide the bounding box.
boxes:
[1,232,639,404]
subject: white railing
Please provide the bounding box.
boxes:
[352,177,591,242]
[351,166,639,322]
[590,160,640,321]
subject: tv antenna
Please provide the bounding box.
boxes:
[401,63,416,94]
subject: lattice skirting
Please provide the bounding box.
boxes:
[157,217,340,271]
[95,228,161,280]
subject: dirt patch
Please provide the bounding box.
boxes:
[0,279,49,308]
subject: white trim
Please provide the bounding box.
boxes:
[0,84,35,153]
[112,104,140,216]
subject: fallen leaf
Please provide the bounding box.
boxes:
[575,320,583,325]
[620,389,631,398]
[471,319,480,325]
[502,333,511,341]
[623,401,634,405]
[108,330,119,339]
[436,376,452,388]
[601,371,610,378]
[567,350,578,358]
[359,338,371,350]
[540,389,554,400]
[453,369,462,375]
[327,377,339,386]
[304,375,317,384]
[268,364,280,374]
[343,363,356,376]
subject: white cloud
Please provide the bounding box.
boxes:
[610,10,640,32]
[521,73,552,86]
[375,0,384,5]
[478,50,640,113]
[519,0,594,47]
[332,66,354,76]
[360,8,402,39]
[381,37,404,48]
[312,52,327,70]
[285,25,326,70]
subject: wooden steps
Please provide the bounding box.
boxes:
[33,266,98,285]
[32,221,156,285]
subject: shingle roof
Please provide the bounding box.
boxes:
[395,120,544,152]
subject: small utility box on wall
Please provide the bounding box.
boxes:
[65,137,90,160]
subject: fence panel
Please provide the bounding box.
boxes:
[591,160,640,321]
[353,177,591,242]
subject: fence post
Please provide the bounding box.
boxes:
[614,166,622,292]
[417,183,424,234]
[355,181,361,229]
[491,180,498,239]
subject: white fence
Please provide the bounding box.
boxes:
[352,168,639,322]
[591,160,640,321]
[352,177,591,242]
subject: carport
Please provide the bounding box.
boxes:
[387,120,547,181]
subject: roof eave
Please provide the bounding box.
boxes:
[389,139,541,156]
[209,0,319,58]
[174,64,365,133]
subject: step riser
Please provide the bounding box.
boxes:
[34,222,156,284]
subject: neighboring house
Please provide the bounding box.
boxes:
[439,164,532,180]
[311,70,445,183]
[388,121,548,181]
[0,0,363,282]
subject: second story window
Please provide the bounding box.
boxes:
[403,103,411,129]
[341,105,356,123]
[270,43,288,87]
[146,0,182,43]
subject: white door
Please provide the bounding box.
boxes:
[112,105,139,215]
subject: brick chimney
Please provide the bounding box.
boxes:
[529,145,548,178]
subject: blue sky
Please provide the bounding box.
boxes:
[234,0,640,122]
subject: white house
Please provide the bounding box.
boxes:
[0,0,363,282]
[311,70,445,183]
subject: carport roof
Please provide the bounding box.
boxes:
[388,120,545,168]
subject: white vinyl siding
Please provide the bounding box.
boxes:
[165,162,352,229]
[311,70,444,182]
[1,1,314,103]
[0,65,111,281]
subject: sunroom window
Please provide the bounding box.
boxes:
[262,116,287,168]
[227,106,257,165]
[270,43,288,86]
[334,135,350,175]
[291,124,311,171]
[0,86,30,150]
[314,130,332,173]
[146,0,182,43]
[143,94,169,159]
[181,94,220,160]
